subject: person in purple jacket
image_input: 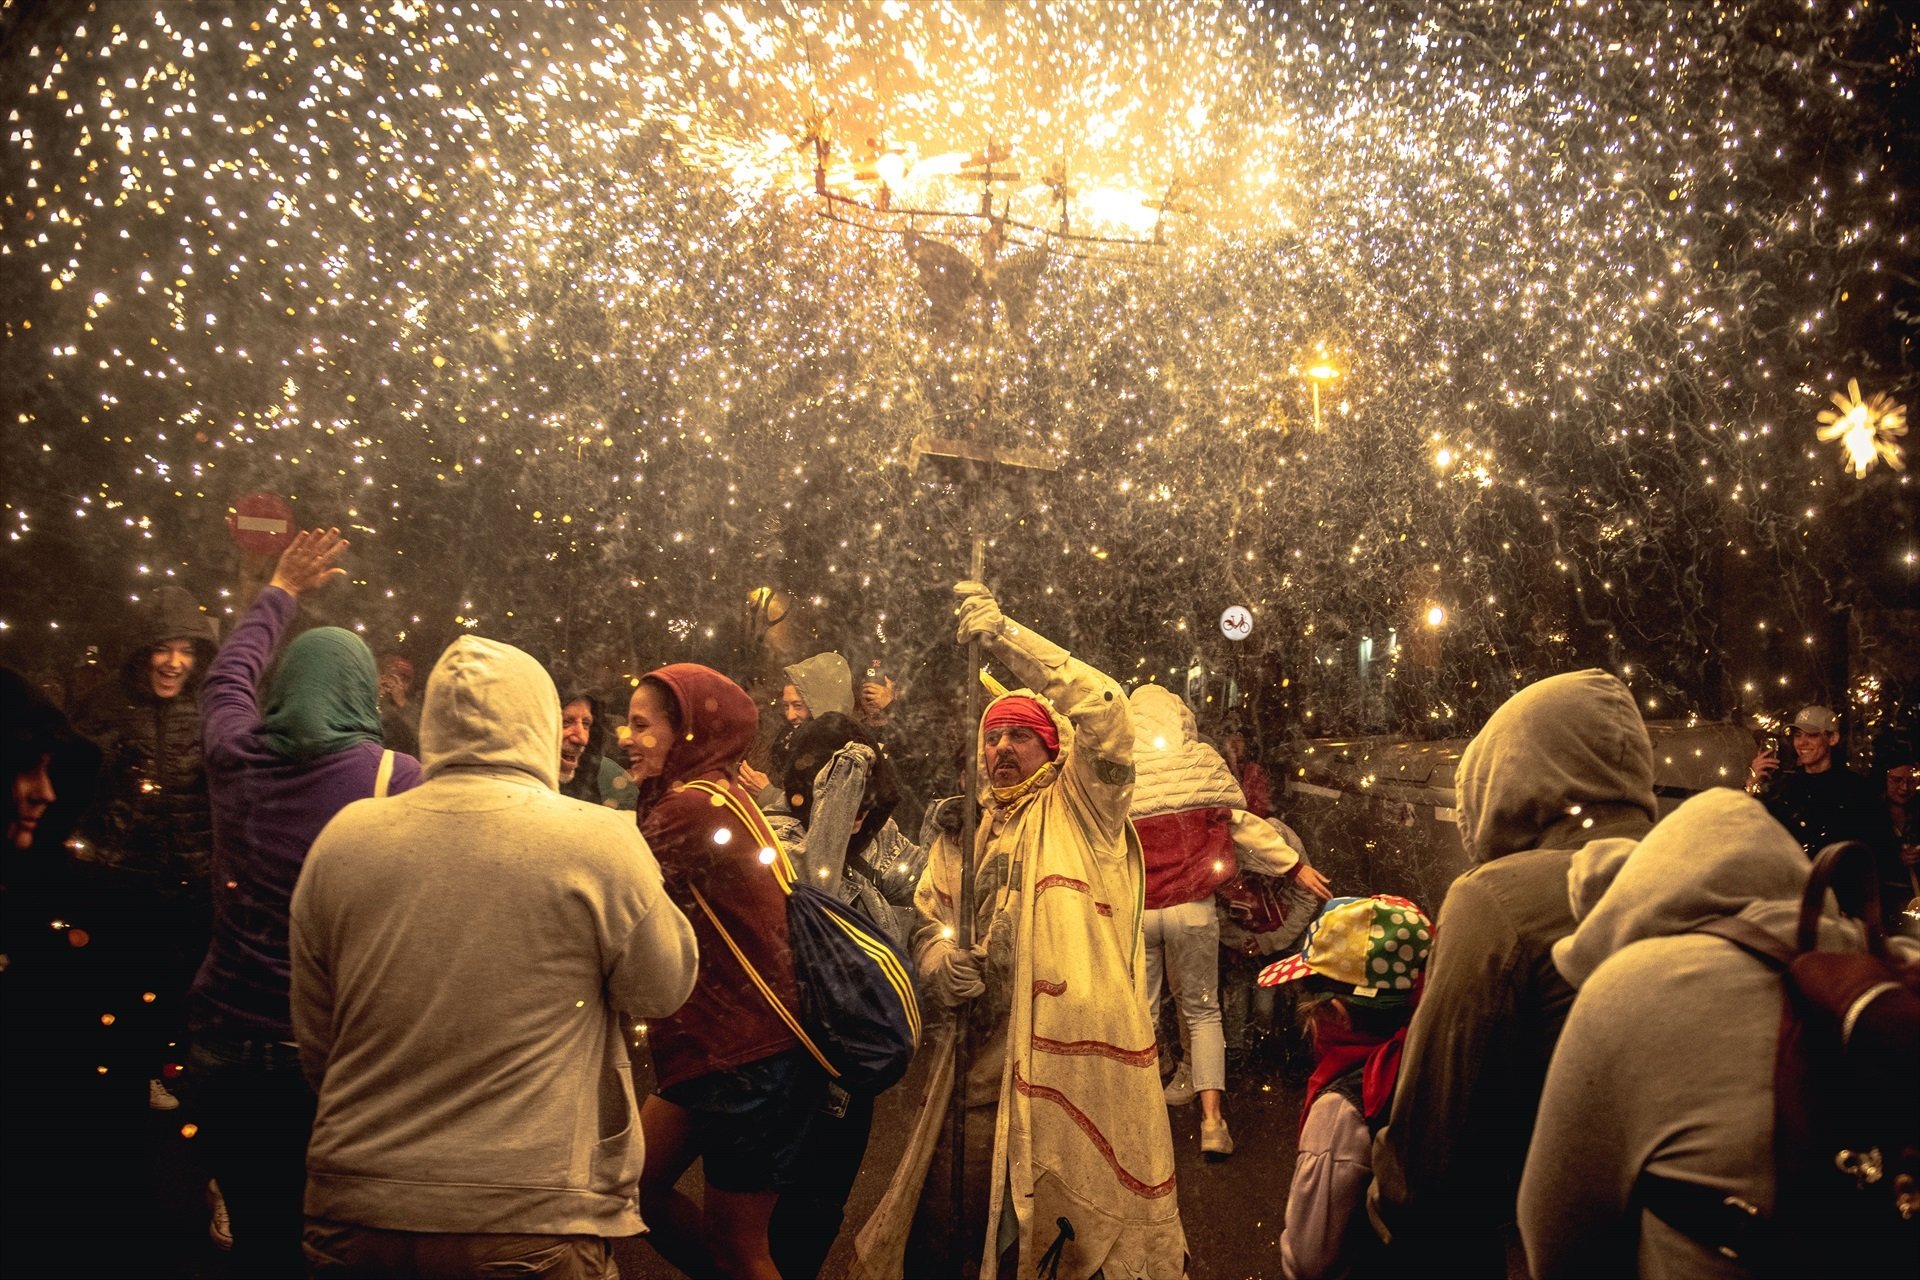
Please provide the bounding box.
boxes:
[186,527,422,1277]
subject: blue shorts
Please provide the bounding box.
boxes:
[657,1049,821,1192]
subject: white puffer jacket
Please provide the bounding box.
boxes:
[1128,684,1245,820]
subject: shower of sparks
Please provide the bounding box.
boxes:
[1816,379,1908,478]
[0,0,1915,734]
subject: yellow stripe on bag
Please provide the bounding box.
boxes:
[824,910,922,1042]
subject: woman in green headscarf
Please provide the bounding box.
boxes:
[260,627,384,762]
[188,529,425,1277]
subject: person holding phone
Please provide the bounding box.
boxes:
[1745,704,1893,862]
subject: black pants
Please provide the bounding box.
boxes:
[767,1084,875,1279]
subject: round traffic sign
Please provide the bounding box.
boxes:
[227,491,295,556]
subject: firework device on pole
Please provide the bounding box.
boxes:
[912,433,1057,1271]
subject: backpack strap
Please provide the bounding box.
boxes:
[682,780,798,894]
[1800,841,1886,956]
[1633,1173,1768,1263]
[374,748,395,799]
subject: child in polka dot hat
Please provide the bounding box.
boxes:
[1260,895,1434,1280]
[1255,893,1433,1001]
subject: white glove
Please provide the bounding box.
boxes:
[928,943,986,1007]
[952,580,1005,646]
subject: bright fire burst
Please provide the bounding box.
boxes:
[1816,379,1908,479]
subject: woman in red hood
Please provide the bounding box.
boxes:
[628,663,814,1280]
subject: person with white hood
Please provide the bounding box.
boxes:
[289,636,698,1277]
[1369,669,1657,1275]
[1519,787,1917,1278]
[1127,683,1330,1158]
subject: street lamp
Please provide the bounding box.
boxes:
[1304,361,1341,431]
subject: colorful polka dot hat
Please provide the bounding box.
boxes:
[1256,894,1433,1002]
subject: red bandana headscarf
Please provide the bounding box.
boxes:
[982,696,1060,756]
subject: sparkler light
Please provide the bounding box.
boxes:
[0,0,1914,746]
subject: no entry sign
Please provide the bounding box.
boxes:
[227,491,295,555]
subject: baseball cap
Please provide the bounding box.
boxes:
[1257,894,1433,1002]
[1791,705,1837,735]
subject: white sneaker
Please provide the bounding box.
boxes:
[207,1180,233,1251]
[1201,1117,1234,1160]
[148,1078,180,1111]
[1162,1063,1195,1106]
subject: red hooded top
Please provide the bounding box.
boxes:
[636,664,799,1088]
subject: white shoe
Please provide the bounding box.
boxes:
[1162,1063,1195,1106]
[1201,1117,1234,1160]
[148,1078,180,1111]
[207,1180,233,1251]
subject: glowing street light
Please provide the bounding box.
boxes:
[1304,360,1341,431]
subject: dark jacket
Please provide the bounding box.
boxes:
[71,586,218,883]
[637,663,800,1090]
[1371,669,1657,1275]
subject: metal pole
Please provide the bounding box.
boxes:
[949,531,986,1268]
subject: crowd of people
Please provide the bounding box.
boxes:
[4,527,1918,1280]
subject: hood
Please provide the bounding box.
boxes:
[120,584,218,694]
[784,651,854,719]
[977,687,1077,808]
[1128,683,1245,818]
[1129,684,1196,752]
[419,636,560,788]
[1553,788,1816,989]
[261,626,385,762]
[1455,668,1656,864]
[646,662,758,790]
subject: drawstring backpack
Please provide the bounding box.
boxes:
[682,780,922,1094]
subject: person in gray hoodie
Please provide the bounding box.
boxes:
[1519,787,1901,1279]
[1369,669,1657,1276]
[289,636,699,1277]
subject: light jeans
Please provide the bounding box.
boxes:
[1143,897,1227,1094]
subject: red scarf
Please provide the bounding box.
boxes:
[1301,1019,1408,1134]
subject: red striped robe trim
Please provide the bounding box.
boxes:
[1035,873,1113,917]
[1032,1035,1159,1067]
[1014,1064,1178,1200]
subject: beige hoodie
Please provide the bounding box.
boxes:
[1520,788,1868,1279]
[290,636,697,1237]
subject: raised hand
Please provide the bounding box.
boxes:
[269,527,350,598]
[952,579,1005,646]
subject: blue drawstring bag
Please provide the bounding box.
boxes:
[684,781,921,1094]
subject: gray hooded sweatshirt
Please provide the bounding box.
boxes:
[784,651,855,719]
[1519,787,1873,1280]
[290,636,698,1237]
[1371,669,1657,1269]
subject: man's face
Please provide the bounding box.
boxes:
[984,724,1052,788]
[148,640,195,699]
[1790,726,1836,772]
[10,754,55,850]
[379,670,409,707]
[625,684,675,783]
[560,699,593,782]
[1888,764,1915,806]
[779,684,811,725]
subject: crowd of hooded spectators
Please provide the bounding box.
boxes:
[4,529,1917,1280]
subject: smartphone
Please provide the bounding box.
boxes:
[1764,736,1779,756]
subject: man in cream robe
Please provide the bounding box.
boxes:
[854,582,1185,1280]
